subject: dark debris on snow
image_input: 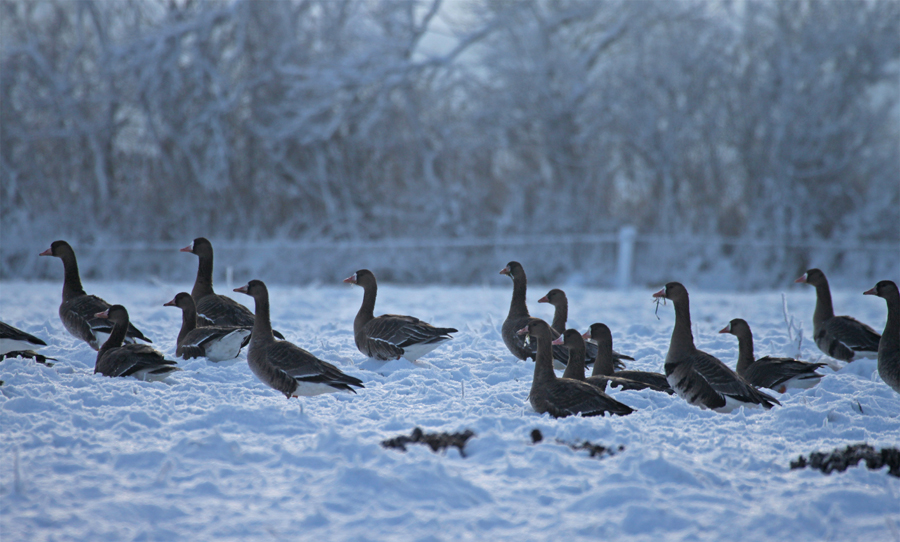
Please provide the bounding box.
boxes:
[791,443,900,478]
[530,429,624,460]
[382,427,476,457]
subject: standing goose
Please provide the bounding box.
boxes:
[40,240,151,350]
[235,280,364,398]
[653,283,779,412]
[795,268,880,362]
[719,319,826,393]
[864,280,900,394]
[519,319,633,418]
[164,292,251,362]
[180,238,284,339]
[539,288,632,369]
[94,306,179,381]
[500,262,535,360]
[553,329,659,392]
[0,321,55,365]
[343,269,457,362]
[584,323,674,394]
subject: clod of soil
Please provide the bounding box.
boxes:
[791,443,900,478]
[382,427,476,457]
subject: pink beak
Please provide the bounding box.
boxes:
[343,274,357,284]
[179,243,193,253]
[582,331,591,340]
[39,248,52,256]
[499,266,510,275]
[652,287,666,298]
[163,298,176,307]
[538,295,549,303]
[794,273,807,284]
[551,336,564,345]
[95,309,109,319]
[863,287,877,296]
[718,324,731,334]
[516,325,529,335]
[234,285,249,294]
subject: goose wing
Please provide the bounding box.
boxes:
[96,344,178,380]
[742,357,826,390]
[545,379,634,417]
[675,350,779,409]
[817,316,881,360]
[266,341,363,392]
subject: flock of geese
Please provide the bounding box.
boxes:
[1,238,897,419]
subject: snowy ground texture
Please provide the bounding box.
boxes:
[2,279,899,541]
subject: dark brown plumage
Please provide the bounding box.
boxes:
[40,240,151,350]
[94,306,178,381]
[719,318,826,393]
[583,324,674,394]
[654,283,779,412]
[344,269,456,362]
[500,262,535,361]
[796,268,880,362]
[520,318,633,418]
[864,280,899,394]
[164,292,251,361]
[236,280,363,398]
[181,238,284,339]
[553,329,654,392]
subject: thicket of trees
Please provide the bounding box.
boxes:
[2,0,898,286]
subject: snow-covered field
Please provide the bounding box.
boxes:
[1,279,898,541]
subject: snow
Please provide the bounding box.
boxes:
[2,279,898,541]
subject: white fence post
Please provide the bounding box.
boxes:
[616,226,637,289]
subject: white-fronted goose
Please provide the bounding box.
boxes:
[719,319,826,393]
[180,238,285,340]
[164,292,251,362]
[653,283,779,412]
[40,240,151,350]
[236,280,364,398]
[539,288,631,369]
[864,280,900,394]
[500,262,535,360]
[343,269,457,362]
[796,268,880,362]
[0,321,48,355]
[553,329,656,392]
[583,323,674,394]
[519,318,633,417]
[94,306,179,381]
[0,321,55,365]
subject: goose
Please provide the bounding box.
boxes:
[180,238,284,339]
[795,268,880,362]
[864,280,899,394]
[94,306,179,381]
[653,282,779,412]
[500,262,535,360]
[235,280,364,398]
[552,329,660,393]
[719,319,826,393]
[343,269,456,362]
[164,292,251,361]
[538,288,631,369]
[40,240,151,350]
[519,318,633,418]
[583,323,674,394]
[0,321,55,365]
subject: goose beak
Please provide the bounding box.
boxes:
[551,336,564,345]
[234,285,249,294]
[343,273,357,284]
[163,298,176,307]
[95,309,109,319]
[39,248,52,256]
[718,324,731,334]
[582,331,591,340]
[179,243,193,253]
[795,273,807,283]
[538,295,549,303]
[652,287,666,298]
[516,325,529,335]
[499,266,510,275]
[863,287,877,296]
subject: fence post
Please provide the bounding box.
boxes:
[616,226,636,289]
